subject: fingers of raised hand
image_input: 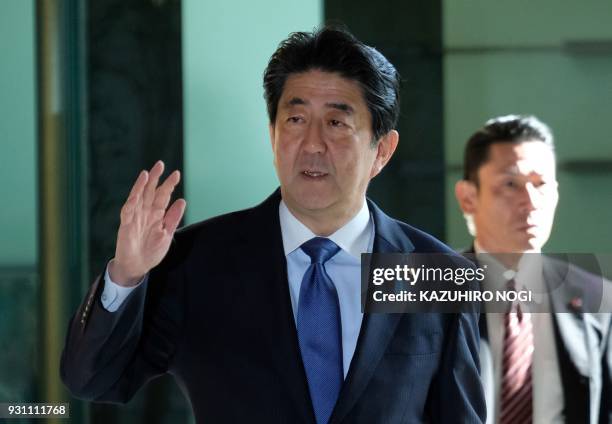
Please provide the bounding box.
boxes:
[120,195,136,224]
[142,160,165,208]
[152,170,181,212]
[128,169,149,200]
[120,162,183,236]
[120,170,149,224]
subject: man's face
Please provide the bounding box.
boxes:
[468,141,558,253]
[269,69,396,231]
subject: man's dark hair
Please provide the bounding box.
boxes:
[463,114,555,184]
[263,26,400,143]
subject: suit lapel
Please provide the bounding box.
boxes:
[238,190,315,423]
[544,258,593,377]
[330,200,415,423]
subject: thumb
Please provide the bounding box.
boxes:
[163,199,186,235]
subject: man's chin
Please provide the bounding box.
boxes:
[287,186,338,210]
[516,233,546,253]
[296,199,335,213]
[283,192,336,215]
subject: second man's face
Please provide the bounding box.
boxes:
[471,141,559,253]
[270,69,393,230]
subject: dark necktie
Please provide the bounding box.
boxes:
[297,237,343,424]
[500,279,534,424]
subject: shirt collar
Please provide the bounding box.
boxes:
[279,199,371,259]
[473,240,544,292]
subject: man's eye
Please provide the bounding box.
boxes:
[504,180,517,188]
[329,119,344,127]
[287,116,303,123]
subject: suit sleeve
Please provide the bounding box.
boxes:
[60,246,186,403]
[427,310,487,424]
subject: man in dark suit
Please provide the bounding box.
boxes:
[61,27,486,423]
[454,115,612,423]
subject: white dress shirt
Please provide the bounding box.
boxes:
[475,243,564,424]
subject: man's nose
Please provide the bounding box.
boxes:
[521,183,542,211]
[301,122,326,154]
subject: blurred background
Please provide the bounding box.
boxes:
[1,0,610,422]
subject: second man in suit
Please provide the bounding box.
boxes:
[454,115,612,423]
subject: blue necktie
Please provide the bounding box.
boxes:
[297,237,343,424]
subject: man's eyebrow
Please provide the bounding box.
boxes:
[325,102,354,114]
[500,168,519,174]
[286,97,307,106]
[498,168,546,177]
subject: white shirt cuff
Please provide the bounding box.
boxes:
[101,263,145,312]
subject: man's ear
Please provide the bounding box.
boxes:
[370,129,399,178]
[454,179,478,214]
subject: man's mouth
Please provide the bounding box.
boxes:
[302,170,328,178]
[518,223,538,232]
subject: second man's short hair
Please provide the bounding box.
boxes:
[463,115,555,184]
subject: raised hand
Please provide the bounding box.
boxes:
[108,160,186,286]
